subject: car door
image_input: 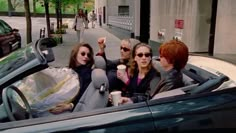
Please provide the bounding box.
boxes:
[148,88,236,132]
[0,102,156,133]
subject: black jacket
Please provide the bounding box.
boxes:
[126,67,161,103]
[72,65,92,106]
[96,52,129,91]
[150,68,184,97]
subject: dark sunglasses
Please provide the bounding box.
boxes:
[136,53,151,58]
[81,52,91,58]
[120,46,130,52]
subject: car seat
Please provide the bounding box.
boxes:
[73,56,109,112]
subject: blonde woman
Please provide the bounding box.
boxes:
[116,43,160,104]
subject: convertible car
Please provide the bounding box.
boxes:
[0,38,236,132]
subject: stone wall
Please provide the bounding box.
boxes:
[214,0,236,54]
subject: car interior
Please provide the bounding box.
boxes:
[0,39,233,123]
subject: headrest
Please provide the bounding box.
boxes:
[94,56,106,70]
[92,69,109,89]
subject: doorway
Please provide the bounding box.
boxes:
[103,6,106,24]
[208,0,218,56]
[139,0,150,43]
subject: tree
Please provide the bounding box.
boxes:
[44,0,51,37]
[24,0,32,43]
[33,0,37,16]
[7,0,14,16]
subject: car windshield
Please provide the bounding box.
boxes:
[0,20,12,34]
[0,44,36,79]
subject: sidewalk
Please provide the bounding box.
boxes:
[49,21,121,67]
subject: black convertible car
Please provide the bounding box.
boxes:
[0,38,236,132]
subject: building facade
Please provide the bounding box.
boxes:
[95,0,236,56]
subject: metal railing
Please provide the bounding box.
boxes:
[108,16,133,31]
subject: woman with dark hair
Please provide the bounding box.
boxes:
[49,43,94,114]
[84,10,89,29]
[150,39,189,97]
[116,43,160,104]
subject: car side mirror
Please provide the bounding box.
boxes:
[40,38,57,48]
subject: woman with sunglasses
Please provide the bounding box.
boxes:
[97,38,140,93]
[116,43,160,104]
[97,38,140,70]
[150,40,189,98]
[49,43,94,114]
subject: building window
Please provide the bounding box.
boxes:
[118,6,129,16]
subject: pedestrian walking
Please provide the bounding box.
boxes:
[73,9,86,42]
[90,10,96,28]
[84,10,89,29]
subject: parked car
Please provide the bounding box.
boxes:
[0,19,21,58]
[0,39,236,132]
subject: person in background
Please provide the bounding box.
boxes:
[150,39,189,97]
[84,10,89,29]
[90,10,96,28]
[116,43,160,104]
[49,43,94,114]
[73,9,86,42]
[97,37,140,92]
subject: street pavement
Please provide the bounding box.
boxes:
[1,16,121,67]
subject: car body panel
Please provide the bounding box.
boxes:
[148,89,236,131]
[188,55,236,82]
[0,103,156,132]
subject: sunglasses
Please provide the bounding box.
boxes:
[136,53,151,58]
[81,52,91,58]
[120,46,131,52]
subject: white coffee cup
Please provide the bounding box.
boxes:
[110,91,122,106]
[117,64,126,74]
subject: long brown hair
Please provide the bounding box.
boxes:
[69,43,94,69]
[128,43,153,77]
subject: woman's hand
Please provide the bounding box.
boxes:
[117,70,129,84]
[97,37,106,53]
[119,97,133,105]
[49,103,73,114]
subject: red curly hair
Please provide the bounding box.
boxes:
[159,40,189,71]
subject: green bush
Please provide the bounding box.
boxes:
[55,28,66,34]
[50,34,63,44]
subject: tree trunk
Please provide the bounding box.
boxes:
[33,0,36,17]
[55,0,59,30]
[59,0,62,30]
[7,0,14,16]
[24,0,32,43]
[44,0,51,37]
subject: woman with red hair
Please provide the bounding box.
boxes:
[151,39,189,97]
